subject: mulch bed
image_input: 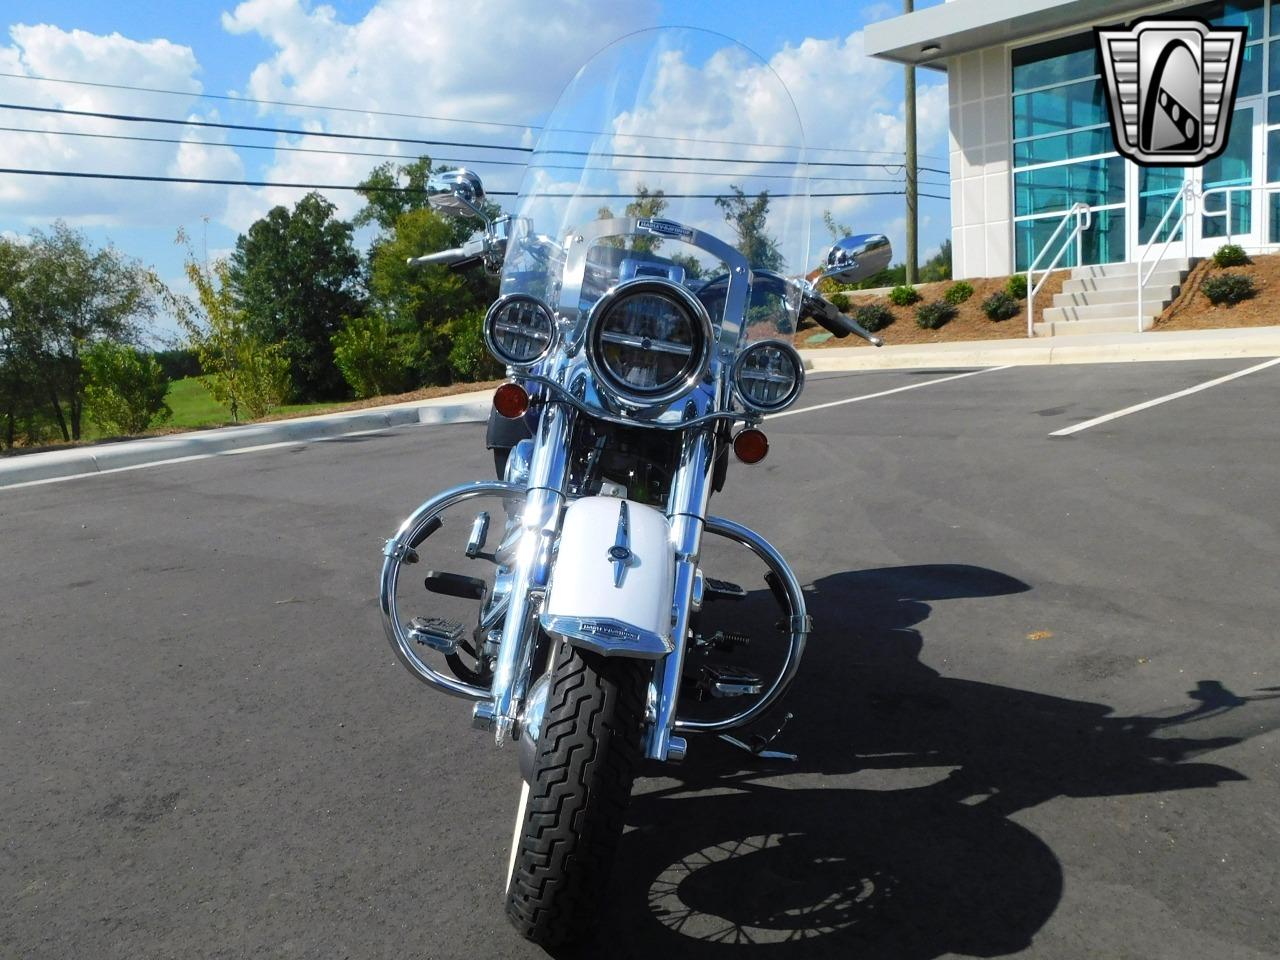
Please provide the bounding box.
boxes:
[794,272,1070,349]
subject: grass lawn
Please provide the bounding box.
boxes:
[164,377,329,429]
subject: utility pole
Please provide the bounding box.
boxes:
[904,0,919,284]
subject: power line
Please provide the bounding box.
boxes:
[0,102,951,176]
[0,102,531,152]
[0,70,539,132]
[0,124,951,187]
[0,166,948,199]
[0,69,951,162]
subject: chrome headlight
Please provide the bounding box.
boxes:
[732,340,804,414]
[585,278,713,407]
[484,294,556,368]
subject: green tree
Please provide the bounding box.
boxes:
[331,314,411,398]
[0,224,160,442]
[366,207,496,385]
[82,340,171,435]
[597,184,670,253]
[920,239,953,282]
[356,156,502,245]
[822,209,853,242]
[227,192,365,401]
[715,187,784,271]
[175,251,291,422]
[0,237,39,448]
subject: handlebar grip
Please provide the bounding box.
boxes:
[407,248,466,268]
[802,293,884,347]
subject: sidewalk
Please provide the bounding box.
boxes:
[0,387,495,488]
[798,325,1280,372]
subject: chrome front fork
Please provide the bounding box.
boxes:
[481,403,574,744]
[647,429,715,761]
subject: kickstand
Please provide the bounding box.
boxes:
[718,711,797,762]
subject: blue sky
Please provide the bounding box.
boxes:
[0,0,950,341]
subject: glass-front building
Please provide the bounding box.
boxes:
[1012,0,1270,270]
[866,0,1280,279]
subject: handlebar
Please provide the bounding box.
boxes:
[799,290,883,347]
[407,248,467,267]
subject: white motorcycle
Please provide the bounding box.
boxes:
[379,27,890,947]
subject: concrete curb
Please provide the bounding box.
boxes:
[0,388,495,488]
[799,326,1280,372]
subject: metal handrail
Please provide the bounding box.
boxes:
[1135,181,1195,334]
[1199,182,1276,243]
[1026,203,1091,338]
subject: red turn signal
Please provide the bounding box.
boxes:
[493,382,530,419]
[732,428,769,464]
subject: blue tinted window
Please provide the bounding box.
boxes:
[1239,42,1263,98]
[1015,209,1125,272]
[1268,129,1280,182]
[1014,156,1126,217]
[1138,168,1188,244]
[1013,79,1108,138]
[1014,126,1114,166]
[1185,0,1264,40]
[1012,33,1099,92]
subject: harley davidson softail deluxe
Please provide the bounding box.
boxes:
[379,27,891,947]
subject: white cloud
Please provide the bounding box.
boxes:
[0,11,951,276]
[0,24,244,227]
[218,0,660,230]
[507,29,951,274]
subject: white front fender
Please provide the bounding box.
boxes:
[540,496,674,659]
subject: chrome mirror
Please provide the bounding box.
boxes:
[427,168,488,221]
[808,234,892,286]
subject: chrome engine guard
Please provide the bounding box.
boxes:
[379,483,810,742]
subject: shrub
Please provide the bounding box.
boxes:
[82,341,172,435]
[1201,273,1256,305]
[332,314,412,398]
[888,284,921,306]
[218,342,291,420]
[447,308,504,382]
[1005,273,1028,299]
[915,300,958,330]
[981,290,1021,321]
[829,292,851,312]
[944,280,975,305]
[1212,243,1249,268]
[852,303,894,333]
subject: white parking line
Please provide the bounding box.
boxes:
[770,365,1013,419]
[0,426,398,491]
[1048,356,1280,437]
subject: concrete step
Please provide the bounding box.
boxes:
[1042,301,1165,323]
[1061,269,1187,294]
[1053,284,1178,307]
[1033,316,1156,336]
[1071,258,1193,279]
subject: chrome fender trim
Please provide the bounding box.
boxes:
[380,480,524,701]
[673,516,810,733]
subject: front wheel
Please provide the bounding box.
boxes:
[505,641,647,947]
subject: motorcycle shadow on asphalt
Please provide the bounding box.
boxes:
[573,564,1264,960]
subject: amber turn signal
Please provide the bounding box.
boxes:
[493,382,530,419]
[732,428,769,464]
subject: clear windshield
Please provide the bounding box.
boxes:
[500,27,809,342]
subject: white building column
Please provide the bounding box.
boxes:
[948,48,1013,278]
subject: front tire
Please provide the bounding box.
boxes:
[505,641,647,947]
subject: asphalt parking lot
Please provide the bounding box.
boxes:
[3,358,1279,960]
